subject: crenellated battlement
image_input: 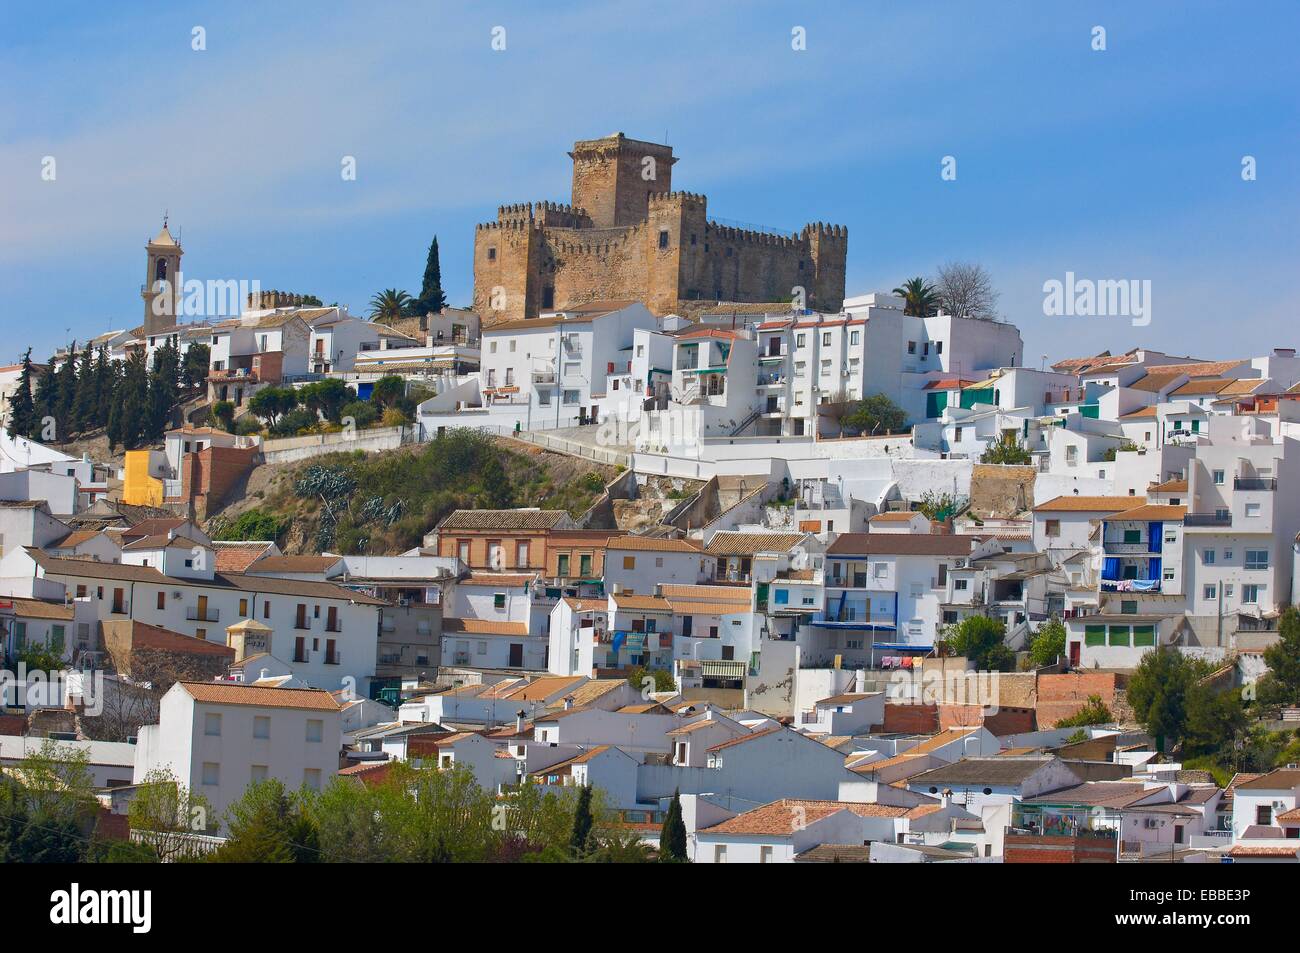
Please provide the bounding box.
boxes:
[473,132,847,320]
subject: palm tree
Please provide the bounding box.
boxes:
[892,277,940,317]
[368,288,414,323]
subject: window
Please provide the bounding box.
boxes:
[1257,804,1273,825]
[658,230,669,249]
[822,332,831,346]
[1123,529,1142,544]
[1245,549,1269,570]
[1204,585,1217,600]
[796,334,806,349]
[1164,529,1177,544]
[304,769,322,791]
[714,845,728,863]
[516,541,529,567]
[1243,584,1264,604]
[1212,469,1225,485]
[1245,502,1261,518]
[1045,519,1060,538]
[557,553,570,576]
[760,846,774,863]
[253,716,270,740]
[251,765,268,782]
[623,555,636,570]
[201,762,220,786]
[1202,549,1216,565]
[204,713,222,736]
[239,598,248,616]
[157,591,165,610]
[850,330,860,345]
[306,720,323,743]
[488,246,497,261]
[563,390,579,405]
[1223,548,1233,561]
[1120,601,1137,615]
[494,592,507,610]
[907,341,916,354]
[955,579,968,591]
[579,554,593,576]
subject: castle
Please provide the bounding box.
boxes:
[472,133,847,322]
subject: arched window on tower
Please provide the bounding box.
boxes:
[155,258,168,284]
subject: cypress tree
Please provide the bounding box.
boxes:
[92,346,114,430]
[5,349,36,438]
[569,784,594,858]
[417,235,447,324]
[147,339,180,440]
[659,789,687,862]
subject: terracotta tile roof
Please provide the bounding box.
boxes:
[245,555,341,573]
[1120,406,1159,419]
[1035,495,1145,513]
[1052,351,1114,374]
[1149,478,1188,493]
[441,618,529,637]
[438,509,569,531]
[702,798,909,836]
[561,597,606,612]
[1228,845,1300,858]
[1274,807,1300,822]
[49,529,102,549]
[870,511,923,523]
[1170,378,1234,397]
[606,535,701,553]
[122,533,208,551]
[212,541,278,573]
[660,584,749,604]
[668,600,751,615]
[180,680,341,711]
[528,745,612,776]
[908,727,980,754]
[610,593,673,612]
[122,518,187,539]
[7,598,74,621]
[1235,768,1300,791]
[704,531,806,556]
[1103,504,1187,522]
[1128,371,1185,393]
[501,676,587,701]
[29,551,387,605]
[816,692,875,707]
[1152,359,1248,378]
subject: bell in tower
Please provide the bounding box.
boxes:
[141,215,184,334]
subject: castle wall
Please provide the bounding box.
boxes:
[473,135,847,323]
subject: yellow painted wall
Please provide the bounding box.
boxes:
[123,450,164,506]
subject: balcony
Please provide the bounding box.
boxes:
[294,618,312,631]
[757,372,786,386]
[186,607,221,622]
[1101,540,1157,555]
[1235,478,1277,491]
[532,370,556,384]
[1100,579,1161,593]
[1184,513,1232,527]
[325,620,342,633]
[325,650,342,666]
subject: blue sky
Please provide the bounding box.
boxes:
[2,0,1297,364]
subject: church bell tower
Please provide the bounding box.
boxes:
[141,216,184,334]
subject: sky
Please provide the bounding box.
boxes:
[2,0,1297,365]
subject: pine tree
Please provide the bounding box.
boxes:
[5,349,36,438]
[32,356,59,442]
[659,789,688,862]
[54,342,78,440]
[92,347,114,430]
[146,339,181,440]
[112,350,149,450]
[71,341,96,434]
[416,235,447,325]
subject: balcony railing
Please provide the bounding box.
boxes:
[1184,513,1232,527]
[1235,478,1277,491]
[186,607,220,622]
[325,651,342,666]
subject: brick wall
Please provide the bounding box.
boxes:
[1036,672,1119,728]
[883,702,939,734]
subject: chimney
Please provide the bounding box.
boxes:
[563,694,575,710]
[515,709,526,734]
[259,668,269,681]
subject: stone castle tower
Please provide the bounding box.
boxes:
[140,218,184,334]
[473,133,847,322]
